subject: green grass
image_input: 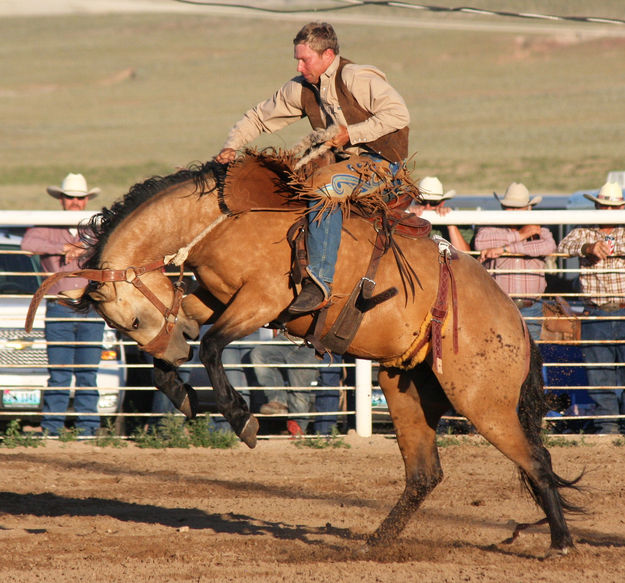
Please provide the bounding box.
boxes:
[1,4,624,210]
[132,414,240,449]
[292,426,350,449]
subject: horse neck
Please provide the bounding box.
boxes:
[101,184,223,269]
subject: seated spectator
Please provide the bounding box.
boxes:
[251,332,341,435]
[557,182,625,434]
[410,176,472,252]
[474,182,556,340]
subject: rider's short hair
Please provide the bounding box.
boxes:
[293,22,339,55]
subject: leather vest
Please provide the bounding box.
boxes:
[300,57,409,163]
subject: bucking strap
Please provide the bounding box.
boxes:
[398,241,459,373]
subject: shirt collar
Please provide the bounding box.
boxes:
[322,54,340,80]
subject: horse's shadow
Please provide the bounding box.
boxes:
[0,490,354,545]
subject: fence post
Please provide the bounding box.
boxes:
[355,358,372,437]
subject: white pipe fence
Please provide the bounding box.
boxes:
[2,208,625,438]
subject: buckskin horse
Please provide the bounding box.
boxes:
[26,150,581,554]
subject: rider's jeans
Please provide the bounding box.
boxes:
[306,155,401,292]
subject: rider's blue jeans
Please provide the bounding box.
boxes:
[306,156,401,293]
[43,301,104,436]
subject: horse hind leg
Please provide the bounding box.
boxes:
[368,363,450,545]
[456,340,580,554]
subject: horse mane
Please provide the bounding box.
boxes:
[78,160,226,272]
[71,160,226,312]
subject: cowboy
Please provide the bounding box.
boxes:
[216,21,410,314]
[21,173,105,437]
[558,182,625,434]
[409,176,471,252]
[474,182,556,340]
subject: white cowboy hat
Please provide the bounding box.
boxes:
[494,182,541,207]
[418,176,456,201]
[583,182,625,206]
[46,173,100,199]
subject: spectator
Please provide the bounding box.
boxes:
[474,182,556,340]
[21,173,104,437]
[557,181,625,434]
[410,176,472,252]
[251,332,341,435]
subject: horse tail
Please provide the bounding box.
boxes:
[517,338,584,513]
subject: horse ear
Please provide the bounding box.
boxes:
[89,284,115,303]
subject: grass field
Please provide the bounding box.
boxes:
[1,2,625,209]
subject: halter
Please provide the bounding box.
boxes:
[25,259,186,355]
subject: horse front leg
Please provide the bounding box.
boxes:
[368,364,449,545]
[199,330,259,448]
[152,357,199,419]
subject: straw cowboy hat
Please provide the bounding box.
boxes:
[46,173,100,199]
[494,182,541,207]
[418,176,456,201]
[583,182,625,206]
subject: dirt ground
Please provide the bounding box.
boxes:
[0,434,623,582]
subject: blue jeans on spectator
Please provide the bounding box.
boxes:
[250,337,318,432]
[43,301,104,436]
[582,306,625,434]
[314,352,342,435]
[519,301,544,341]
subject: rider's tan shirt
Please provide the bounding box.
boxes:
[222,55,410,156]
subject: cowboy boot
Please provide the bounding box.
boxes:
[287,278,329,315]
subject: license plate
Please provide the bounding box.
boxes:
[2,389,41,408]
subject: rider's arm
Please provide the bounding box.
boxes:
[340,64,410,146]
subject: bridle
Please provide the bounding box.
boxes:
[26,259,186,355]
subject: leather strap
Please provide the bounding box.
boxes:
[26,259,186,356]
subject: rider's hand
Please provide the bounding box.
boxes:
[326,125,350,149]
[215,148,236,164]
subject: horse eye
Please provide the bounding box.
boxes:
[132,318,140,330]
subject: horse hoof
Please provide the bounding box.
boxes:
[239,415,259,449]
[546,545,572,558]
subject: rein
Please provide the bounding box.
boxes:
[25,260,186,355]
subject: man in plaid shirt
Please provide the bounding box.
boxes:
[474,182,556,340]
[558,182,625,434]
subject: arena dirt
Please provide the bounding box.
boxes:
[0,434,623,582]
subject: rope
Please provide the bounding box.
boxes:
[171,1,625,26]
[163,214,229,266]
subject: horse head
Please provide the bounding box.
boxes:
[84,261,200,366]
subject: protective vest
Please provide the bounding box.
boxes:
[300,57,409,163]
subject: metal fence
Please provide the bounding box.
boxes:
[2,208,625,438]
